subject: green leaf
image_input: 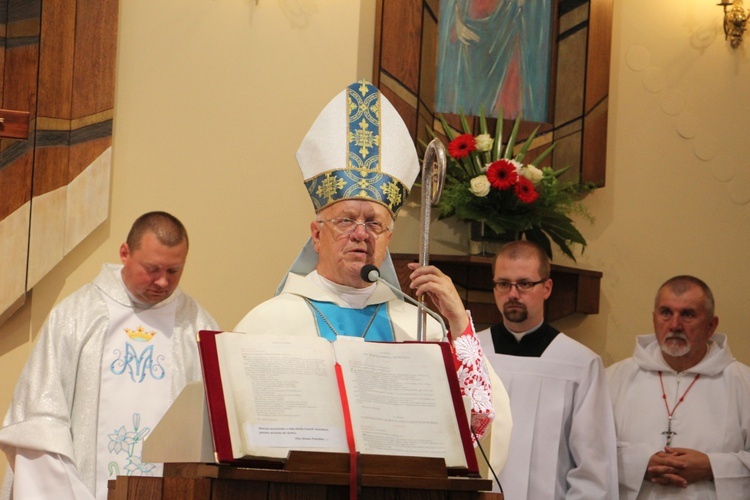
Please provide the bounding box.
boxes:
[478,108,492,166]
[459,109,473,135]
[515,125,540,162]
[552,165,571,177]
[524,228,554,259]
[530,143,556,167]
[504,117,521,159]
[492,109,504,162]
[479,107,489,136]
[438,114,459,142]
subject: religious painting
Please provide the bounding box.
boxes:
[373,0,613,186]
[435,0,554,122]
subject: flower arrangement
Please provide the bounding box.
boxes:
[433,111,594,261]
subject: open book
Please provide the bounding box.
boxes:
[198,331,477,474]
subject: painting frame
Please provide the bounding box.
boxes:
[372,0,613,187]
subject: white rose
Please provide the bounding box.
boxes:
[475,134,493,152]
[469,175,491,197]
[520,164,544,184]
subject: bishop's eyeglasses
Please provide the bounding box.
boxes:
[493,279,547,293]
[316,217,393,238]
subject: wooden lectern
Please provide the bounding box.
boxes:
[108,452,503,499]
[110,381,503,499]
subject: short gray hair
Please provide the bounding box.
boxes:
[656,275,715,318]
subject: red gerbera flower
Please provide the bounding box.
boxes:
[486,159,518,190]
[448,134,477,159]
[515,176,539,203]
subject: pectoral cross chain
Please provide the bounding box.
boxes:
[658,371,700,447]
[662,415,677,446]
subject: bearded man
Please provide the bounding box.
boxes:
[607,275,750,499]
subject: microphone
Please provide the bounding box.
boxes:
[360,264,447,342]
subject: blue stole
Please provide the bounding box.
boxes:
[306,300,394,342]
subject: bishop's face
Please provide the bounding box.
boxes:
[311,200,393,288]
[653,285,718,369]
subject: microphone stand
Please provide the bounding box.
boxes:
[361,265,448,342]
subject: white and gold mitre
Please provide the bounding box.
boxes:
[296,80,419,218]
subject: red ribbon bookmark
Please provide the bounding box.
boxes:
[335,362,360,500]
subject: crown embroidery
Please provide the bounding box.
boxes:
[124,326,156,342]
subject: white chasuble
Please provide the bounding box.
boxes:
[96,296,176,499]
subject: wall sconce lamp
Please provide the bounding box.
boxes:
[718,0,749,48]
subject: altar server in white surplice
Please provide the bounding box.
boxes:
[233,80,512,473]
[477,240,618,499]
[0,212,218,500]
[607,275,750,499]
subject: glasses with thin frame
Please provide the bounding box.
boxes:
[493,279,547,293]
[316,217,392,238]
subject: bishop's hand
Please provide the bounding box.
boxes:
[406,262,469,334]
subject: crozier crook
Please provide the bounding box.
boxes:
[417,138,446,341]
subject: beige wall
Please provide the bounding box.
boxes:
[0,0,747,481]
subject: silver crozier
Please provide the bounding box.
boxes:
[417,138,446,341]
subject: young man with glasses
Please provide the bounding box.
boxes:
[476,240,618,499]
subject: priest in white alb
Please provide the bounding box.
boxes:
[476,240,618,498]
[607,275,750,499]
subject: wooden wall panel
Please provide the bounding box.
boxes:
[62,0,117,255]
[68,134,113,181]
[582,105,608,185]
[0,153,32,220]
[0,0,117,322]
[71,0,118,117]
[586,0,614,111]
[27,0,117,289]
[27,0,68,288]
[37,0,75,117]
[582,0,614,186]
[0,0,40,321]
[380,0,422,92]
[30,146,67,193]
